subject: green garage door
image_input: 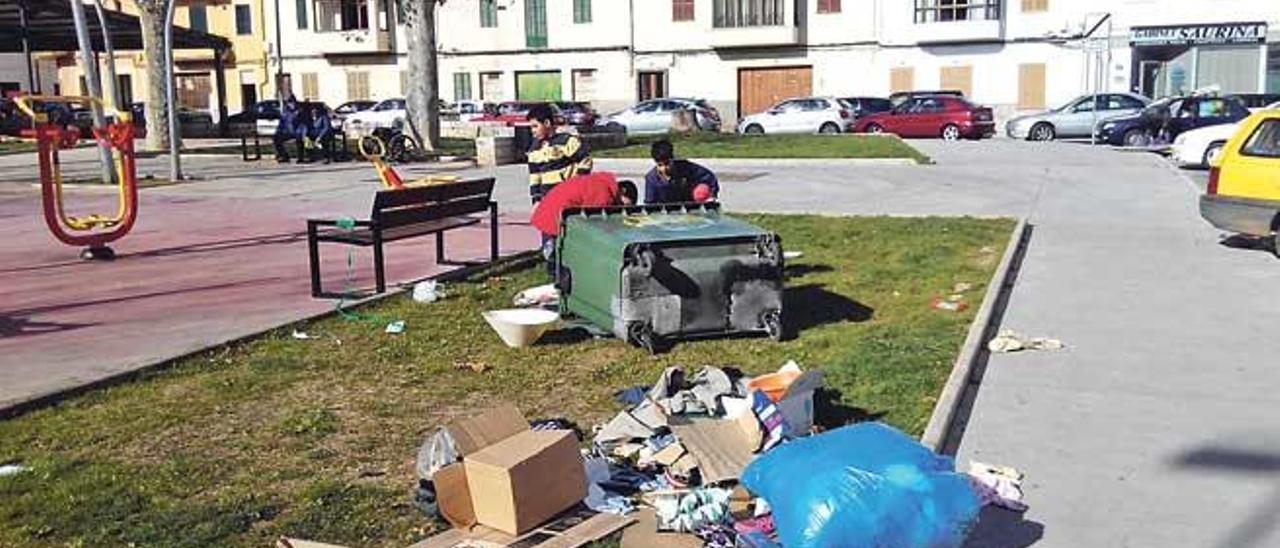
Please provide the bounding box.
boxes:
[516,71,562,101]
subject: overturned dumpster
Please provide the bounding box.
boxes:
[556,203,784,351]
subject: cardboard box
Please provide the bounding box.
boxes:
[412,508,635,548]
[669,411,763,484]
[444,403,588,536]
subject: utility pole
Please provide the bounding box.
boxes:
[274,0,286,101]
[164,0,182,181]
[67,0,117,184]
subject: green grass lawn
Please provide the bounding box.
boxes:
[0,214,1011,548]
[594,133,930,163]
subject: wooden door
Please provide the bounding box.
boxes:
[737,66,813,118]
[1018,64,1046,109]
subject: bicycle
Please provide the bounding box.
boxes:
[358,121,419,163]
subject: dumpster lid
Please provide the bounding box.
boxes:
[561,203,770,243]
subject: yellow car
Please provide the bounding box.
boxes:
[1199,110,1280,240]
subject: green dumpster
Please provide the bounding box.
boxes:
[556,203,784,351]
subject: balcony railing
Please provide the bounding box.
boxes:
[913,0,1001,24]
[714,0,787,28]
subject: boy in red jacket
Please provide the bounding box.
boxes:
[531,171,638,276]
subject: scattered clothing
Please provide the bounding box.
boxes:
[527,132,593,202]
[968,461,1028,512]
[648,366,745,416]
[653,487,733,533]
[733,514,776,537]
[613,385,650,406]
[645,159,720,204]
[750,390,788,452]
[987,329,1065,353]
[584,456,636,515]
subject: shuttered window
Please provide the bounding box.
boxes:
[1021,0,1048,13]
[525,0,547,48]
[346,71,370,100]
[453,73,472,101]
[817,0,841,13]
[889,67,914,93]
[940,65,972,97]
[1018,64,1046,109]
[673,0,695,21]
[480,0,498,28]
[301,72,319,100]
[296,0,308,28]
[574,0,591,23]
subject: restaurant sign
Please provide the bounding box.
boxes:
[1130,22,1267,47]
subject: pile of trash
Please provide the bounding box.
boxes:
[284,361,1027,548]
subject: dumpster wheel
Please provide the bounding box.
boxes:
[627,321,659,354]
[762,310,784,341]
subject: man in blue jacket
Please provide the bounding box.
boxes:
[304,105,334,164]
[644,139,719,204]
[273,96,300,163]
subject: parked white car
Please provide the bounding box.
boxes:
[344,98,407,136]
[736,97,854,135]
[597,98,722,134]
[1173,101,1280,167]
[450,100,491,122]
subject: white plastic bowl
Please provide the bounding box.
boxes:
[481,308,561,347]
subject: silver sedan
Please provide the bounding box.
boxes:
[1006,93,1150,141]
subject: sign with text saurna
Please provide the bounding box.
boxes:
[1130,22,1267,47]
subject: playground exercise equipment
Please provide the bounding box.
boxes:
[14,95,138,260]
[357,132,459,190]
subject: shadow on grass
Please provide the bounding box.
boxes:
[785,263,834,278]
[785,284,874,335]
[814,387,884,429]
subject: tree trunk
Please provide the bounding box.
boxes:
[137,4,170,151]
[404,0,440,151]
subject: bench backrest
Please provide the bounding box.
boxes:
[371,177,495,228]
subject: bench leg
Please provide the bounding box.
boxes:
[489,202,499,261]
[435,231,446,264]
[373,238,387,294]
[308,224,323,297]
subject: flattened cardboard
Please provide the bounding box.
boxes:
[619,508,702,548]
[446,403,529,456]
[670,413,763,484]
[412,510,634,548]
[433,463,476,529]
[651,442,686,467]
[466,430,587,535]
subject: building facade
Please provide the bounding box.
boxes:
[51,0,272,120]
[273,0,1280,125]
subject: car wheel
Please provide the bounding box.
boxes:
[744,124,764,135]
[1030,122,1056,141]
[941,124,961,141]
[1203,141,1225,167]
[1123,129,1150,148]
[865,123,884,134]
[819,122,840,134]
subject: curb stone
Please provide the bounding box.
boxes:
[920,217,1029,453]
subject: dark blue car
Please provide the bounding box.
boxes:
[1094,95,1250,147]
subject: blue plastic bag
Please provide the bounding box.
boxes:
[741,422,980,548]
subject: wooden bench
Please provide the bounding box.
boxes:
[306,178,499,297]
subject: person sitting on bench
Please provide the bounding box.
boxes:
[304,106,334,164]
[531,171,638,277]
[644,139,719,205]
[274,96,300,163]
